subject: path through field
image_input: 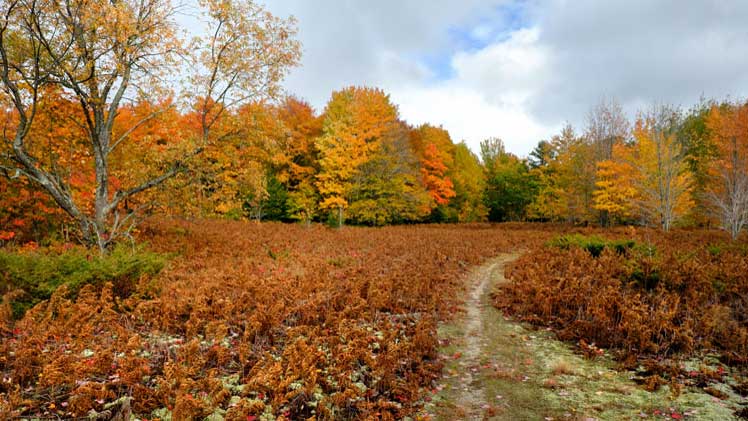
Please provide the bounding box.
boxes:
[420,254,737,421]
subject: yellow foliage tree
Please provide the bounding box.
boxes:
[529,125,597,223]
[593,148,638,222]
[315,87,399,226]
[596,106,694,231]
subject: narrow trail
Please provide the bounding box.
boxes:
[452,256,514,418]
[421,254,736,421]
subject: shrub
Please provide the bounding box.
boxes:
[0,244,166,319]
[496,229,748,365]
[547,234,638,257]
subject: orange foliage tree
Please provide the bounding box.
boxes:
[0,0,300,251]
[274,97,323,224]
[411,125,456,208]
[706,102,748,239]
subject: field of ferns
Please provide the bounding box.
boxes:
[0,220,551,419]
[495,227,748,403]
[2,220,748,419]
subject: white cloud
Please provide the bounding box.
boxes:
[393,86,554,156]
[259,0,748,157]
[394,27,559,156]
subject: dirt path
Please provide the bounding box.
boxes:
[419,254,737,421]
[449,256,514,418]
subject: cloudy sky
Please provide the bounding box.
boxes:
[260,0,748,156]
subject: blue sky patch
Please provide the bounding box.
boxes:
[418,1,532,82]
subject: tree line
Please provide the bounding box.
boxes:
[0,85,489,235]
[525,98,748,239]
[1,0,747,252]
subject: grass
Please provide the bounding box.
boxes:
[0,244,167,320]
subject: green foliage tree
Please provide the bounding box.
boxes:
[481,138,537,222]
[247,175,289,222]
[679,99,720,225]
[528,140,555,169]
[287,180,319,225]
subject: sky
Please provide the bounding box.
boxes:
[249,1,748,157]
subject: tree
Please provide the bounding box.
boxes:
[347,124,431,226]
[527,125,596,223]
[481,138,536,222]
[0,176,61,244]
[243,174,289,221]
[111,97,191,216]
[705,102,748,239]
[448,142,487,222]
[420,140,455,206]
[480,137,507,169]
[528,140,554,169]
[610,105,693,231]
[315,87,399,226]
[585,97,630,226]
[586,97,630,161]
[0,0,300,251]
[679,99,720,225]
[272,97,322,225]
[272,96,322,189]
[592,146,638,222]
[190,0,301,145]
[0,0,181,251]
[287,180,319,226]
[186,0,300,216]
[410,124,456,209]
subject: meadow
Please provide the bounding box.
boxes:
[3,221,748,419]
[1,220,551,419]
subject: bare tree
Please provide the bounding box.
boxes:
[709,167,748,239]
[585,96,630,161]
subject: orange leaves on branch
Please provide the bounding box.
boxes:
[421,143,456,205]
[705,102,748,239]
[412,125,456,207]
[272,97,322,188]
